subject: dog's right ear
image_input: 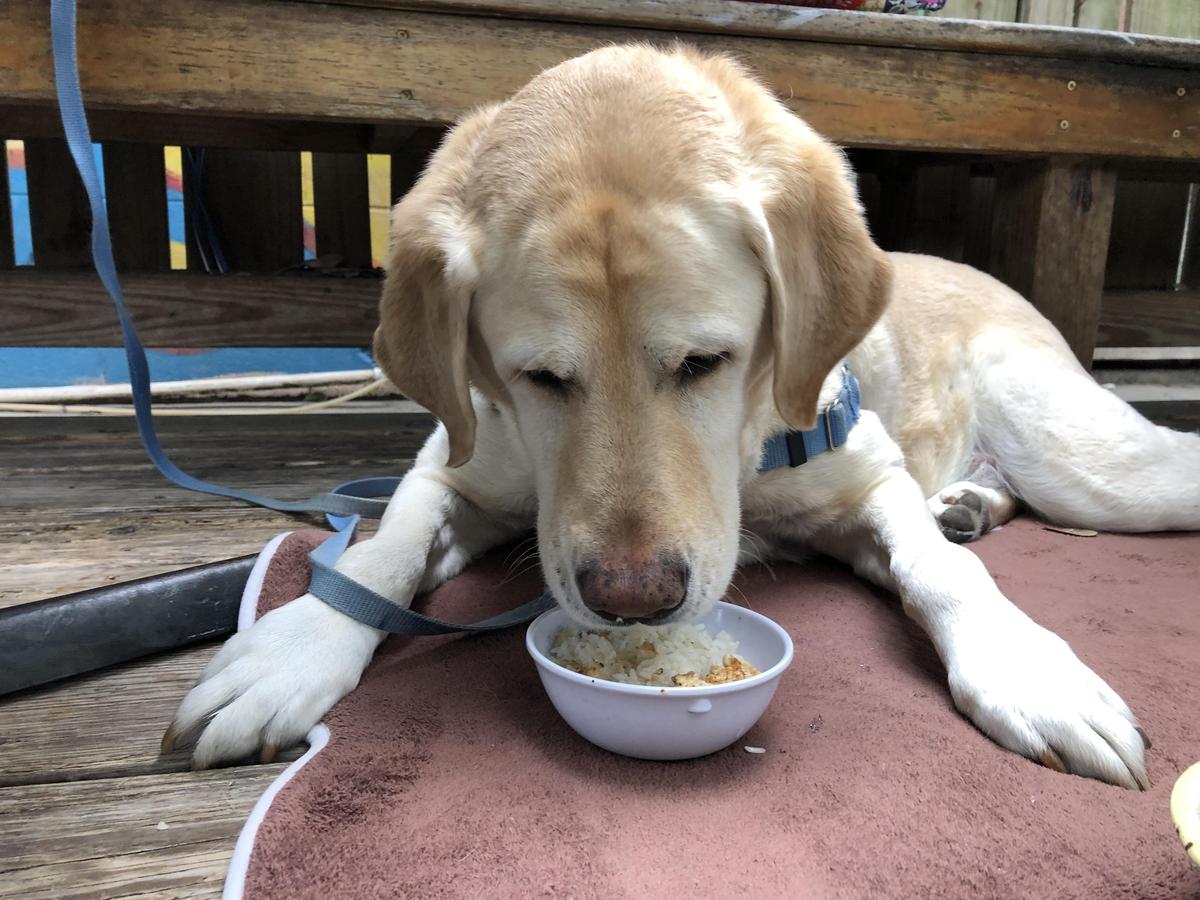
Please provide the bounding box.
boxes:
[374,107,500,468]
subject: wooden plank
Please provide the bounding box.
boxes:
[0,646,216,784]
[0,270,380,346]
[1097,288,1200,348]
[0,145,13,270]
[0,643,307,784]
[188,149,303,273]
[988,157,1118,366]
[390,127,445,202]
[3,0,1198,160]
[0,412,434,607]
[23,138,91,269]
[313,152,372,268]
[102,142,170,271]
[0,766,284,899]
[293,0,1200,68]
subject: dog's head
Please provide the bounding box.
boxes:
[375,47,891,628]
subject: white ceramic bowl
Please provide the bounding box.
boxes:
[526,601,794,760]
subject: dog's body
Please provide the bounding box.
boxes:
[168,46,1200,789]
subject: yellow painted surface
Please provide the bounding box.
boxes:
[367,153,390,267]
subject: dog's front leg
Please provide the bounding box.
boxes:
[815,466,1149,790]
[165,460,527,769]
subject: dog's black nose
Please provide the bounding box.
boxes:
[575,554,688,623]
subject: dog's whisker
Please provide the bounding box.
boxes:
[501,535,538,568]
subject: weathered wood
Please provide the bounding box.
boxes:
[102,141,170,271]
[291,0,1200,68]
[187,149,303,273]
[0,645,216,784]
[0,766,285,899]
[0,149,13,270]
[0,412,434,606]
[0,270,381,346]
[391,127,446,201]
[23,138,91,269]
[0,643,305,784]
[3,0,1198,160]
[1097,288,1200,348]
[313,152,373,268]
[988,158,1118,366]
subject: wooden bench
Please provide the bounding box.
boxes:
[2,0,1198,363]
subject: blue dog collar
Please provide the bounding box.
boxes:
[759,364,862,471]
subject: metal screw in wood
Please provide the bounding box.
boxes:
[1178,87,1187,97]
[1059,120,1070,130]
[1067,80,1077,91]
[1173,129,1183,138]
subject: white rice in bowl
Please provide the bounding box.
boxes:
[549,623,759,687]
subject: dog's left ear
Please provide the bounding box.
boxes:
[740,118,892,430]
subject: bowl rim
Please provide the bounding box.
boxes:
[525,600,794,697]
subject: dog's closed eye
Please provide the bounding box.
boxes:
[524,369,572,393]
[677,353,729,381]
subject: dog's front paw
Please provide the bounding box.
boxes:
[163,593,380,769]
[945,610,1148,790]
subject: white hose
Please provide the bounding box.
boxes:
[0,369,381,404]
[0,377,393,417]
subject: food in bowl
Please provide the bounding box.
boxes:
[549,623,760,687]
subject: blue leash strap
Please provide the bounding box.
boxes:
[309,524,555,634]
[49,0,549,635]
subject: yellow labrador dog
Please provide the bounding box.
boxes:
[168,45,1200,788]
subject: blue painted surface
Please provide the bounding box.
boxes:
[0,347,374,389]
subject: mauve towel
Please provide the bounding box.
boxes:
[240,519,1200,899]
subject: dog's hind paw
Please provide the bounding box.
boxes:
[936,489,990,543]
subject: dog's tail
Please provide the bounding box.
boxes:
[974,340,1200,533]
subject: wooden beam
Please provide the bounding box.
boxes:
[988,158,1118,366]
[313,152,372,269]
[3,0,1197,160]
[102,142,170,271]
[0,270,380,346]
[23,138,91,269]
[0,148,13,270]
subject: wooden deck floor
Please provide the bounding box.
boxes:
[1,400,1195,897]
[0,409,433,898]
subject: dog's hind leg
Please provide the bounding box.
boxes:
[975,343,1200,533]
[928,460,1020,543]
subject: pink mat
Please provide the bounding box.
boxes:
[226,519,1200,898]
